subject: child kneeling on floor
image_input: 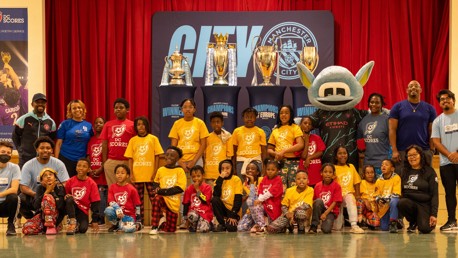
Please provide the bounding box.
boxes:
[375,159,401,233]
[149,146,187,235]
[105,164,142,233]
[267,170,313,234]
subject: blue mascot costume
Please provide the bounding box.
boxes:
[297,61,375,170]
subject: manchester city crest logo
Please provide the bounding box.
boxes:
[262,22,318,80]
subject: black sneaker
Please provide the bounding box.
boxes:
[440,221,457,231]
[389,221,398,233]
[108,223,119,232]
[407,223,417,233]
[308,225,318,234]
[6,222,16,236]
[212,224,226,232]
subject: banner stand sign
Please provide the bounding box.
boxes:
[158,86,196,146]
[247,86,285,141]
[202,86,240,133]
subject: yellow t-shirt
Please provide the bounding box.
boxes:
[124,134,164,182]
[221,176,243,211]
[281,185,314,213]
[232,126,266,158]
[268,124,303,158]
[375,173,402,197]
[154,166,187,214]
[168,118,209,162]
[335,164,362,196]
[360,179,376,200]
[204,131,234,180]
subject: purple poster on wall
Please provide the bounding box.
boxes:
[0,8,28,147]
[152,11,334,136]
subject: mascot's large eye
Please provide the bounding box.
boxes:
[324,88,333,97]
[336,88,346,96]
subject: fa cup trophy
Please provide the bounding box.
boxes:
[251,36,280,86]
[160,47,192,86]
[1,52,11,65]
[204,33,237,86]
[300,46,319,74]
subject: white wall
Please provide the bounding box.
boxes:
[1,0,45,110]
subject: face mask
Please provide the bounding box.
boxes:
[0,154,11,163]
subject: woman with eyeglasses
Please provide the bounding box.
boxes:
[397,144,438,233]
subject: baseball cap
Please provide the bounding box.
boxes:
[32,93,47,102]
[39,167,57,181]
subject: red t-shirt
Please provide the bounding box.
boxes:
[100,119,135,160]
[65,176,100,214]
[257,175,283,221]
[183,183,213,223]
[107,183,141,219]
[313,180,343,216]
[299,134,326,186]
[87,135,107,185]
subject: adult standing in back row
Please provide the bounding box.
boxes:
[389,80,436,172]
[12,93,56,168]
[101,98,135,186]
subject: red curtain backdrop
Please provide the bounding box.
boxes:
[45,0,449,124]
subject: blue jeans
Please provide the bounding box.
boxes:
[380,197,399,231]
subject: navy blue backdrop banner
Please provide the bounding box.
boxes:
[0,8,28,148]
[202,86,240,133]
[247,86,286,141]
[152,11,334,136]
[158,86,196,146]
[290,86,317,119]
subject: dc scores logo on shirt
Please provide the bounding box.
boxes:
[320,191,331,204]
[138,143,149,156]
[92,144,102,157]
[72,187,87,200]
[183,128,195,140]
[114,191,128,205]
[308,141,317,155]
[164,175,177,188]
[341,174,351,186]
[243,132,255,145]
[192,195,201,207]
[112,124,126,138]
[222,187,232,201]
[365,121,378,135]
[407,174,418,185]
[211,144,222,156]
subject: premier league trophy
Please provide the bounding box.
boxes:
[300,46,319,74]
[204,33,237,86]
[160,47,192,86]
[251,36,280,86]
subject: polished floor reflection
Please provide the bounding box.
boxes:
[1,226,457,258]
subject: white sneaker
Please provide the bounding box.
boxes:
[350,225,365,234]
[149,228,158,235]
[158,217,166,229]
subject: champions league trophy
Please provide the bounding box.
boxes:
[204,33,237,86]
[300,46,319,74]
[251,36,281,86]
[160,47,192,86]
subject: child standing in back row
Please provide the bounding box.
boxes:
[232,107,267,180]
[204,111,233,185]
[124,116,164,224]
[333,146,364,233]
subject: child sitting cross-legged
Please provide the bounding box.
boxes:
[104,164,142,233]
[267,170,313,234]
[375,159,401,233]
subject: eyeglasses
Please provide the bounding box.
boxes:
[440,96,452,102]
[407,153,419,158]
